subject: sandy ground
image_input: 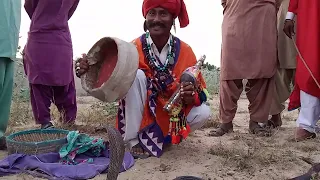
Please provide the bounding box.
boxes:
[1,94,319,180]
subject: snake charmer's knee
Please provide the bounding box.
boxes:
[187,104,211,131]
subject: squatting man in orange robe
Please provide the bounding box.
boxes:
[75,0,210,159]
[283,0,320,141]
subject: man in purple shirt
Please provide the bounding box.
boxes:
[23,0,79,129]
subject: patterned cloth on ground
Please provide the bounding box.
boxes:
[59,131,106,165]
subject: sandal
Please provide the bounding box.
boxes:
[130,144,151,159]
[249,121,271,137]
[208,122,233,137]
[295,128,316,142]
[41,122,54,129]
[267,114,282,128]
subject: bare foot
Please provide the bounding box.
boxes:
[208,122,233,137]
[249,121,271,137]
[268,113,282,128]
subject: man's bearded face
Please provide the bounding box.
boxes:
[145,7,174,36]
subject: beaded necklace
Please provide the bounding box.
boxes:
[145,31,175,72]
[143,32,189,145]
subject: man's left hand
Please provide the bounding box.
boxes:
[180,82,195,105]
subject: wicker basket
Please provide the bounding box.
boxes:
[6,129,69,155]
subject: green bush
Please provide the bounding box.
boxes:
[202,68,220,95]
[13,59,30,102]
[12,58,221,102]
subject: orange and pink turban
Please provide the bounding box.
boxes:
[142,0,189,28]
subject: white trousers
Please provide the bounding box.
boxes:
[122,70,211,149]
[297,90,320,133]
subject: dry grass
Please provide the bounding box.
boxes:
[6,94,320,180]
[9,96,218,135]
[8,101,34,134]
[7,97,117,136]
[11,58,320,179]
[201,114,220,129]
[208,134,300,174]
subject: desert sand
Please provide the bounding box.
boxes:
[1,94,318,180]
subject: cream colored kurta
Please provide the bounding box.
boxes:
[220,0,278,80]
[277,0,296,69]
[270,0,297,115]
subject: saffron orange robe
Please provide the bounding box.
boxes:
[135,38,206,136]
[116,34,207,156]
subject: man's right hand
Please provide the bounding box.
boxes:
[75,54,89,78]
[283,20,295,39]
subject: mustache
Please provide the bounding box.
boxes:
[147,22,166,28]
